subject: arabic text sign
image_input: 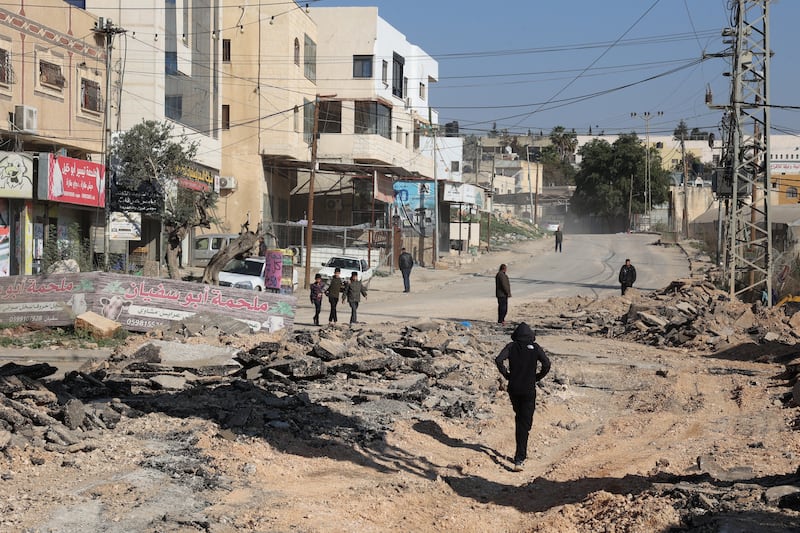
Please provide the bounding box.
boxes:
[39,154,106,207]
[109,211,142,240]
[393,181,435,209]
[0,273,296,333]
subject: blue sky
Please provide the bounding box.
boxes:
[314,0,799,139]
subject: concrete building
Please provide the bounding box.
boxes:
[84,0,223,265]
[0,0,107,275]
[215,1,318,240]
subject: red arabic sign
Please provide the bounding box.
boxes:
[39,154,105,207]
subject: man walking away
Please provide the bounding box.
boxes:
[310,273,325,326]
[398,247,414,293]
[495,322,551,472]
[619,258,637,295]
[343,272,367,325]
[554,226,563,253]
[495,263,511,325]
[325,267,343,324]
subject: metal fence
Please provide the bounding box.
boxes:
[268,222,393,270]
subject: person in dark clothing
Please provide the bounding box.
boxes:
[554,226,563,253]
[310,273,325,326]
[257,237,267,256]
[495,322,551,471]
[325,267,343,324]
[343,272,367,324]
[398,247,414,293]
[618,258,637,295]
[495,263,511,324]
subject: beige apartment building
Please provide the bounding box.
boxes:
[0,0,107,275]
[217,1,318,238]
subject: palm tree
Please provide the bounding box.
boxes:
[549,126,578,163]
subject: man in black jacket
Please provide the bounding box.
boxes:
[495,322,551,471]
[398,247,414,293]
[618,258,637,295]
[495,263,511,324]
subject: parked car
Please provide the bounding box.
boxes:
[318,256,373,286]
[544,222,561,232]
[218,256,298,292]
[192,233,240,267]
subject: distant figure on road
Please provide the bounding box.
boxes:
[495,263,511,325]
[310,273,325,326]
[554,226,563,253]
[325,267,343,324]
[619,258,637,295]
[495,322,551,472]
[398,247,414,293]
[343,271,367,325]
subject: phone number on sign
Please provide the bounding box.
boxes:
[125,318,159,329]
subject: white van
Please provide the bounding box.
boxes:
[191,233,239,267]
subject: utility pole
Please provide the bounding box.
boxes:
[707,0,772,303]
[631,111,663,226]
[526,146,534,224]
[681,131,689,238]
[487,156,495,252]
[93,17,125,270]
[303,95,321,289]
[430,115,438,268]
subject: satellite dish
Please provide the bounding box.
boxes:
[505,146,512,154]
[708,132,715,148]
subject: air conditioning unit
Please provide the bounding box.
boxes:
[325,198,342,211]
[14,105,38,134]
[219,176,237,190]
[404,97,412,110]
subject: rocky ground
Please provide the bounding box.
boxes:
[1,239,800,532]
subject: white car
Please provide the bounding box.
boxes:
[218,257,298,292]
[318,256,373,286]
[544,222,561,232]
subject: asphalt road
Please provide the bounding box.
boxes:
[358,232,690,324]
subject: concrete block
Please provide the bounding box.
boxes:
[75,311,121,339]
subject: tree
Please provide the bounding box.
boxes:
[673,119,689,140]
[572,133,670,228]
[549,126,578,164]
[111,120,218,280]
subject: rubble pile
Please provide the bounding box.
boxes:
[527,278,799,352]
[52,319,504,445]
[0,362,134,454]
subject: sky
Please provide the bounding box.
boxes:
[313,0,800,140]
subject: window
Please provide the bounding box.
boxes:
[165,95,183,120]
[303,35,316,82]
[303,99,314,144]
[294,38,300,66]
[222,39,231,62]
[451,161,460,172]
[165,51,178,75]
[355,101,391,139]
[222,104,230,130]
[392,53,404,98]
[80,78,102,112]
[318,100,341,134]
[39,60,65,89]
[419,82,426,100]
[787,187,798,199]
[353,55,373,78]
[382,60,388,84]
[0,49,10,85]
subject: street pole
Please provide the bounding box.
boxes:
[631,111,663,227]
[526,147,534,224]
[303,95,321,289]
[534,159,539,226]
[681,131,689,238]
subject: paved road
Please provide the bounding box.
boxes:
[352,232,690,325]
